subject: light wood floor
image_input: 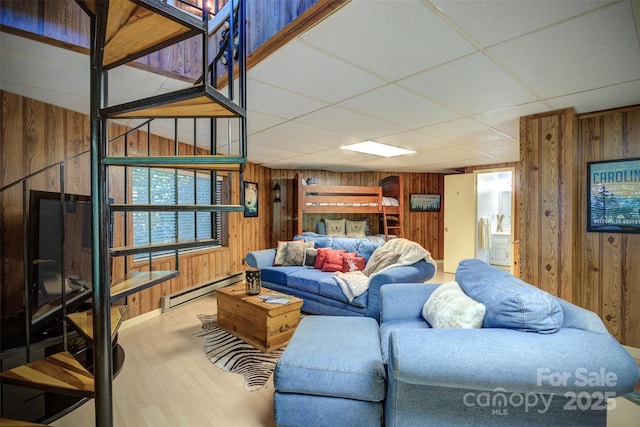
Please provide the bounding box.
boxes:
[51,268,639,427]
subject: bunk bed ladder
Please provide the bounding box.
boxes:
[382,205,405,240]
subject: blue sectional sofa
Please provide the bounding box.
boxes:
[245,235,437,322]
[379,259,639,426]
[273,259,639,427]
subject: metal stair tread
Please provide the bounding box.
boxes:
[110,239,220,257]
[66,306,129,344]
[0,351,94,398]
[109,203,243,212]
[0,418,49,426]
[104,154,246,171]
[109,270,180,300]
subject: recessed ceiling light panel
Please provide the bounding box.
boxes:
[339,141,416,157]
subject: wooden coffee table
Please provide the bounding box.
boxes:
[216,283,303,353]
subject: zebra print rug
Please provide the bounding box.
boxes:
[194,314,283,392]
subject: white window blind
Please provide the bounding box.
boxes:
[131,168,223,258]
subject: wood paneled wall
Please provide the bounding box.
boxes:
[269,169,445,259]
[520,106,640,347]
[575,106,640,347]
[0,91,274,319]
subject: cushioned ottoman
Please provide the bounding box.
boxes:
[273,316,386,427]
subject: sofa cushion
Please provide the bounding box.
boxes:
[315,248,346,270]
[273,240,294,265]
[282,241,315,266]
[456,259,563,334]
[302,248,317,268]
[322,251,356,272]
[346,219,367,238]
[421,281,485,329]
[324,218,346,236]
[275,316,386,402]
[287,268,332,294]
[317,276,367,308]
[260,266,307,286]
[342,256,366,272]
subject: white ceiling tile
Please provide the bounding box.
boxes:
[247,79,327,119]
[339,84,461,129]
[377,131,453,152]
[259,121,361,148]
[399,52,537,115]
[297,106,407,139]
[473,101,551,139]
[418,118,508,144]
[299,0,477,81]
[250,40,386,103]
[489,1,640,99]
[546,80,640,113]
[246,110,287,133]
[432,0,612,47]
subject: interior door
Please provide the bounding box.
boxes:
[444,173,476,273]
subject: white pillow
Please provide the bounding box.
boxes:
[422,281,485,329]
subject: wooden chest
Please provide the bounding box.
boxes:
[216,284,303,353]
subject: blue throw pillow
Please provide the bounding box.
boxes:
[456,259,563,334]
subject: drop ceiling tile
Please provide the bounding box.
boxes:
[462,138,520,162]
[489,1,640,99]
[250,40,386,103]
[418,118,508,144]
[249,132,326,154]
[377,130,453,152]
[247,79,327,119]
[546,80,640,113]
[260,121,361,148]
[299,0,477,81]
[339,84,461,129]
[297,105,407,139]
[472,101,551,139]
[246,110,288,133]
[432,0,611,47]
[399,52,537,115]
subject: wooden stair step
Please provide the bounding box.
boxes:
[101,85,246,119]
[67,306,129,344]
[0,352,94,398]
[75,0,205,69]
[0,418,49,426]
[110,270,179,300]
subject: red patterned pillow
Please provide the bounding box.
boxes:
[321,250,352,272]
[315,248,345,269]
[341,256,365,272]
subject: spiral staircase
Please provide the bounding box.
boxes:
[0,1,247,425]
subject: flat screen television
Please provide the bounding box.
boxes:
[587,158,640,233]
[27,190,94,336]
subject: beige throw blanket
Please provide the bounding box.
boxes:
[333,239,437,302]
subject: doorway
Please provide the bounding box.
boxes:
[475,168,514,271]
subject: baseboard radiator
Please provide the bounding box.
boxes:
[160,272,244,312]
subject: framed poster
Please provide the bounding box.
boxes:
[587,158,640,233]
[244,181,258,217]
[410,194,441,212]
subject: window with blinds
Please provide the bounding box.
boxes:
[131,168,224,259]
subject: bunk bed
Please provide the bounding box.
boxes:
[293,174,404,240]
